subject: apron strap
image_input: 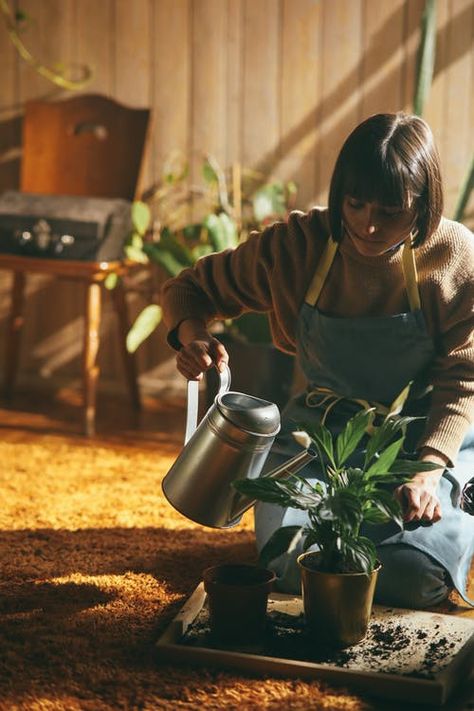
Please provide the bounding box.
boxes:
[304,237,338,306]
[401,238,422,311]
[304,234,422,311]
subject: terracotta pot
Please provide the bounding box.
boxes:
[297,551,381,648]
[203,563,276,645]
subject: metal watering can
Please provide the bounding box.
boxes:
[162,364,316,528]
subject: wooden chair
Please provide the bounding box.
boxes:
[0,94,150,435]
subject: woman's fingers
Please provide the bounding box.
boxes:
[395,482,442,523]
[176,337,230,380]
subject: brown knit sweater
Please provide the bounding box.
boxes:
[161,207,474,463]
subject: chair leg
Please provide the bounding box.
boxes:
[83,282,101,437]
[111,279,141,411]
[4,271,26,401]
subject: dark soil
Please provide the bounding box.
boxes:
[181,608,465,679]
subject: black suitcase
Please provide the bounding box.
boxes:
[0,191,132,261]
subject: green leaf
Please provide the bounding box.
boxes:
[335,409,373,467]
[252,183,286,223]
[202,160,219,184]
[413,0,437,117]
[340,536,377,575]
[259,525,304,568]
[143,246,185,276]
[218,212,239,249]
[370,490,404,529]
[124,244,149,264]
[389,459,443,474]
[191,244,214,261]
[159,227,194,266]
[386,381,412,417]
[104,273,118,290]
[364,415,420,468]
[131,201,151,235]
[453,156,474,223]
[366,437,404,476]
[126,305,162,353]
[304,421,336,469]
[233,475,321,510]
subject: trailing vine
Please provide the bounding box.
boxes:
[0,0,92,91]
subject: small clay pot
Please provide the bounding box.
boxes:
[203,563,276,645]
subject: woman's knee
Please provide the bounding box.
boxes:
[375,544,450,609]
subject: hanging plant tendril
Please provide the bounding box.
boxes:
[0,0,93,90]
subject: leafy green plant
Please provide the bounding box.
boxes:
[233,408,440,576]
[125,154,297,352]
[413,0,472,223]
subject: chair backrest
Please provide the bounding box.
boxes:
[21,94,150,201]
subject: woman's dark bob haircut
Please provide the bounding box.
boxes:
[328,113,444,247]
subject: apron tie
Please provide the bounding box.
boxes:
[305,385,389,426]
[305,382,415,428]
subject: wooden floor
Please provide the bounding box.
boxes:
[0,380,187,447]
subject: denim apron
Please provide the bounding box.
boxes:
[254,237,474,605]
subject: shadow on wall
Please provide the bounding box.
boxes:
[257,3,473,206]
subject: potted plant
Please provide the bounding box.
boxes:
[233,404,441,647]
[125,154,297,407]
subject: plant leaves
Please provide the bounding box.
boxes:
[389,459,444,474]
[202,159,219,184]
[126,304,162,353]
[369,490,404,529]
[335,409,373,467]
[413,0,437,117]
[259,525,304,568]
[303,420,335,469]
[252,183,286,223]
[131,201,151,235]
[104,273,118,290]
[366,437,404,476]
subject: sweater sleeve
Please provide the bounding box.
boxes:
[160,208,329,351]
[160,219,287,347]
[417,221,474,464]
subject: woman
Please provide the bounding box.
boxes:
[161,113,474,609]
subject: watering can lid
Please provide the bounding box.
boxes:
[216,391,281,435]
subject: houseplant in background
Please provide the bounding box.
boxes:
[125,153,297,408]
[233,399,441,647]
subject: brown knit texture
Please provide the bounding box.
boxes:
[161,210,474,462]
[0,393,472,711]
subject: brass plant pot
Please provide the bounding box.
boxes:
[297,551,381,648]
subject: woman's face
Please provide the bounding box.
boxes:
[342,195,417,256]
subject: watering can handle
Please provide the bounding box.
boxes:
[184,364,231,444]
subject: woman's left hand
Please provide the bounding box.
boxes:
[393,447,448,524]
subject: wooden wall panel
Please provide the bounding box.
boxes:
[0,0,473,393]
[279,0,322,210]
[242,0,280,174]
[316,0,363,205]
[152,0,191,181]
[360,0,405,117]
[443,0,474,215]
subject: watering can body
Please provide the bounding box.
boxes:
[162,365,315,528]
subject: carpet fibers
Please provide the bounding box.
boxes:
[0,404,473,711]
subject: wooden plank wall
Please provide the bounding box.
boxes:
[0,0,473,394]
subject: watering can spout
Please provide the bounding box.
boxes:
[229,447,317,522]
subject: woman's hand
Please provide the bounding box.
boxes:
[393,448,448,524]
[176,318,229,380]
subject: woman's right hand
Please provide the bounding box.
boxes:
[176,319,229,381]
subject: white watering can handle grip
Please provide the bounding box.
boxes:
[184,363,231,444]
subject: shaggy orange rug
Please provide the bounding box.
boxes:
[0,418,472,711]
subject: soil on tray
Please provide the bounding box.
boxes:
[180,607,467,679]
